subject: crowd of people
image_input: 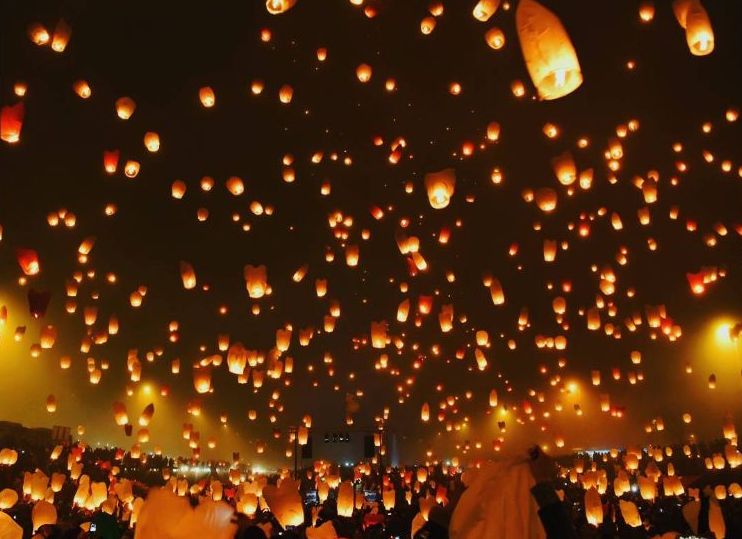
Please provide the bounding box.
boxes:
[0,437,741,538]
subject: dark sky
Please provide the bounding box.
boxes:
[0,0,740,465]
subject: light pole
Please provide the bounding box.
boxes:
[288,425,298,480]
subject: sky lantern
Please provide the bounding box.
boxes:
[32,501,57,532]
[485,27,506,50]
[51,19,71,52]
[27,23,50,45]
[383,488,396,510]
[397,299,410,322]
[138,403,155,426]
[552,152,577,185]
[279,84,294,104]
[276,328,292,352]
[244,265,268,298]
[473,0,500,22]
[144,132,160,152]
[420,16,436,35]
[356,63,372,83]
[266,0,297,14]
[193,366,212,394]
[16,248,40,275]
[345,244,359,267]
[124,160,140,178]
[171,180,186,199]
[420,402,430,423]
[337,482,354,517]
[673,0,714,56]
[73,80,91,98]
[1,102,24,143]
[199,86,216,107]
[180,261,197,289]
[371,321,388,349]
[535,188,558,212]
[686,272,705,294]
[489,278,505,305]
[112,402,129,426]
[584,487,602,526]
[45,395,57,413]
[40,325,57,349]
[425,168,456,209]
[639,2,655,23]
[103,150,120,174]
[226,176,245,195]
[543,240,557,262]
[516,0,583,100]
[439,304,454,332]
[489,389,498,407]
[115,97,136,119]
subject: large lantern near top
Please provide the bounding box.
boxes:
[516,0,583,100]
[266,0,297,14]
[673,0,714,56]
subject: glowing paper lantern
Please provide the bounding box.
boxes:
[421,403,430,422]
[103,150,120,174]
[584,487,603,526]
[424,168,456,209]
[199,86,216,107]
[356,63,372,83]
[115,97,136,120]
[0,489,18,512]
[51,19,71,52]
[516,0,583,100]
[193,366,212,394]
[180,261,197,290]
[485,27,506,50]
[473,0,500,22]
[112,402,129,426]
[673,0,714,56]
[263,480,304,527]
[244,265,268,298]
[32,500,57,532]
[337,481,354,517]
[16,248,40,276]
[371,321,388,349]
[619,500,641,527]
[46,394,57,413]
[552,152,577,185]
[266,0,297,14]
[1,102,25,143]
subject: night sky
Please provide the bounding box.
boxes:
[0,0,740,466]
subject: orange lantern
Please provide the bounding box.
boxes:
[516,0,582,100]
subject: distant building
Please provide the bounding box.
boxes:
[0,420,59,449]
[295,427,398,467]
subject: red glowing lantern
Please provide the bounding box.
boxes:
[103,150,120,174]
[686,272,705,295]
[1,102,25,144]
[16,248,40,275]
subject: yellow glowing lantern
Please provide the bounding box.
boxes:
[516,0,582,100]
